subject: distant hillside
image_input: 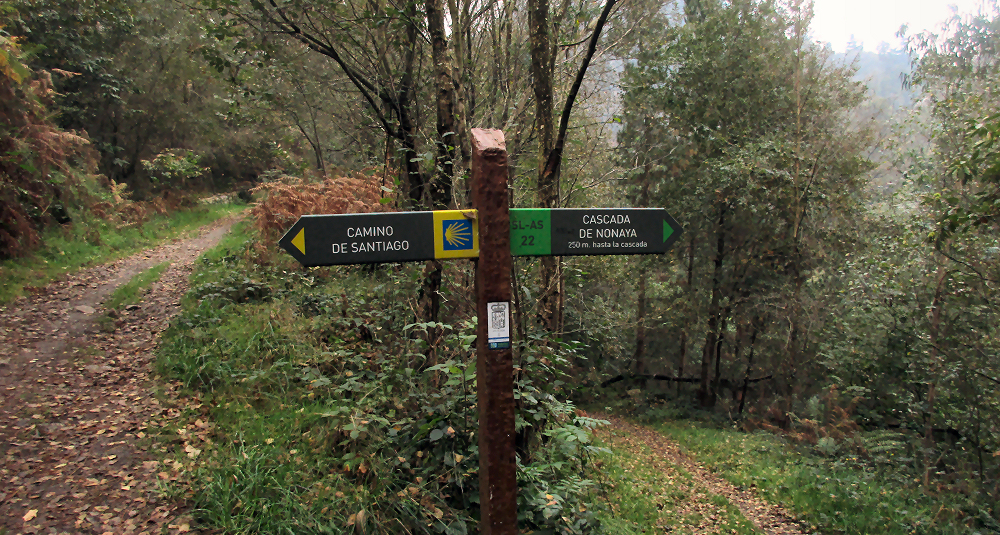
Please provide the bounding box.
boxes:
[836,43,914,108]
[825,43,919,184]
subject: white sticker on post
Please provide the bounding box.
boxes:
[487,301,511,350]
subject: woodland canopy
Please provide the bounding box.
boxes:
[2,0,999,530]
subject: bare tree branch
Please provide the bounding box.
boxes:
[541,0,620,183]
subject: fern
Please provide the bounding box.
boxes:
[860,429,907,459]
[0,29,31,84]
[250,168,398,240]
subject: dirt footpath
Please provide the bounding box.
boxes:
[597,416,806,535]
[0,217,237,534]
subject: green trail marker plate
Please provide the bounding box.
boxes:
[509,208,682,257]
[278,210,479,266]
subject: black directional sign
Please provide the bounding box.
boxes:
[509,208,682,257]
[279,208,682,266]
[278,210,479,266]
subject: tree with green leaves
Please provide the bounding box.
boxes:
[617,0,874,407]
[10,0,280,193]
[794,7,1000,515]
[529,0,621,333]
[198,0,453,208]
[899,4,1000,497]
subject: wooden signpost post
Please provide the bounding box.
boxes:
[470,129,517,534]
[278,128,683,534]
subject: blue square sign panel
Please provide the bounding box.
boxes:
[441,219,474,251]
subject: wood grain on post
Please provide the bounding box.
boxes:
[471,128,517,534]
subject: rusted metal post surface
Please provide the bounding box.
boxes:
[471,128,517,534]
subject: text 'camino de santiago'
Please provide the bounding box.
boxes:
[335,225,410,253]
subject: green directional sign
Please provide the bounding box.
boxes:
[509,208,682,257]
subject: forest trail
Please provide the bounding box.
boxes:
[595,416,806,535]
[0,216,239,535]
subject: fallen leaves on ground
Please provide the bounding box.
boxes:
[0,217,238,534]
[594,415,806,535]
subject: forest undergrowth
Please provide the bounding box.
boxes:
[152,219,996,534]
[0,200,246,303]
[590,394,998,535]
[144,176,996,535]
[153,217,608,534]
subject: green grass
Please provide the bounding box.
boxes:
[592,429,758,535]
[152,397,365,534]
[645,419,978,535]
[104,261,171,310]
[150,225,423,533]
[0,201,245,304]
[96,261,171,332]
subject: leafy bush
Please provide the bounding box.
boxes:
[142,149,208,188]
[190,273,273,304]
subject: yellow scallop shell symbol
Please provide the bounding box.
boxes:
[444,221,471,248]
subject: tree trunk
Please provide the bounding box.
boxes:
[529,0,554,173]
[677,330,687,398]
[714,311,734,400]
[425,0,455,209]
[528,0,561,333]
[501,0,513,127]
[398,11,424,207]
[383,130,395,195]
[446,0,472,203]
[923,262,948,487]
[307,99,326,175]
[528,0,619,332]
[418,259,445,352]
[699,306,717,409]
[739,325,759,416]
[634,269,648,387]
[700,203,726,408]
[679,233,695,398]
[293,121,326,176]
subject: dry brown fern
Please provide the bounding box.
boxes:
[0,58,100,258]
[251,168,398,241]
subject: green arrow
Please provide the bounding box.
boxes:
[664,218,674,243]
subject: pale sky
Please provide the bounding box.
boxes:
[809,0,988,51]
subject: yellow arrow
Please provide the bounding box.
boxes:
[291,228,305,254]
